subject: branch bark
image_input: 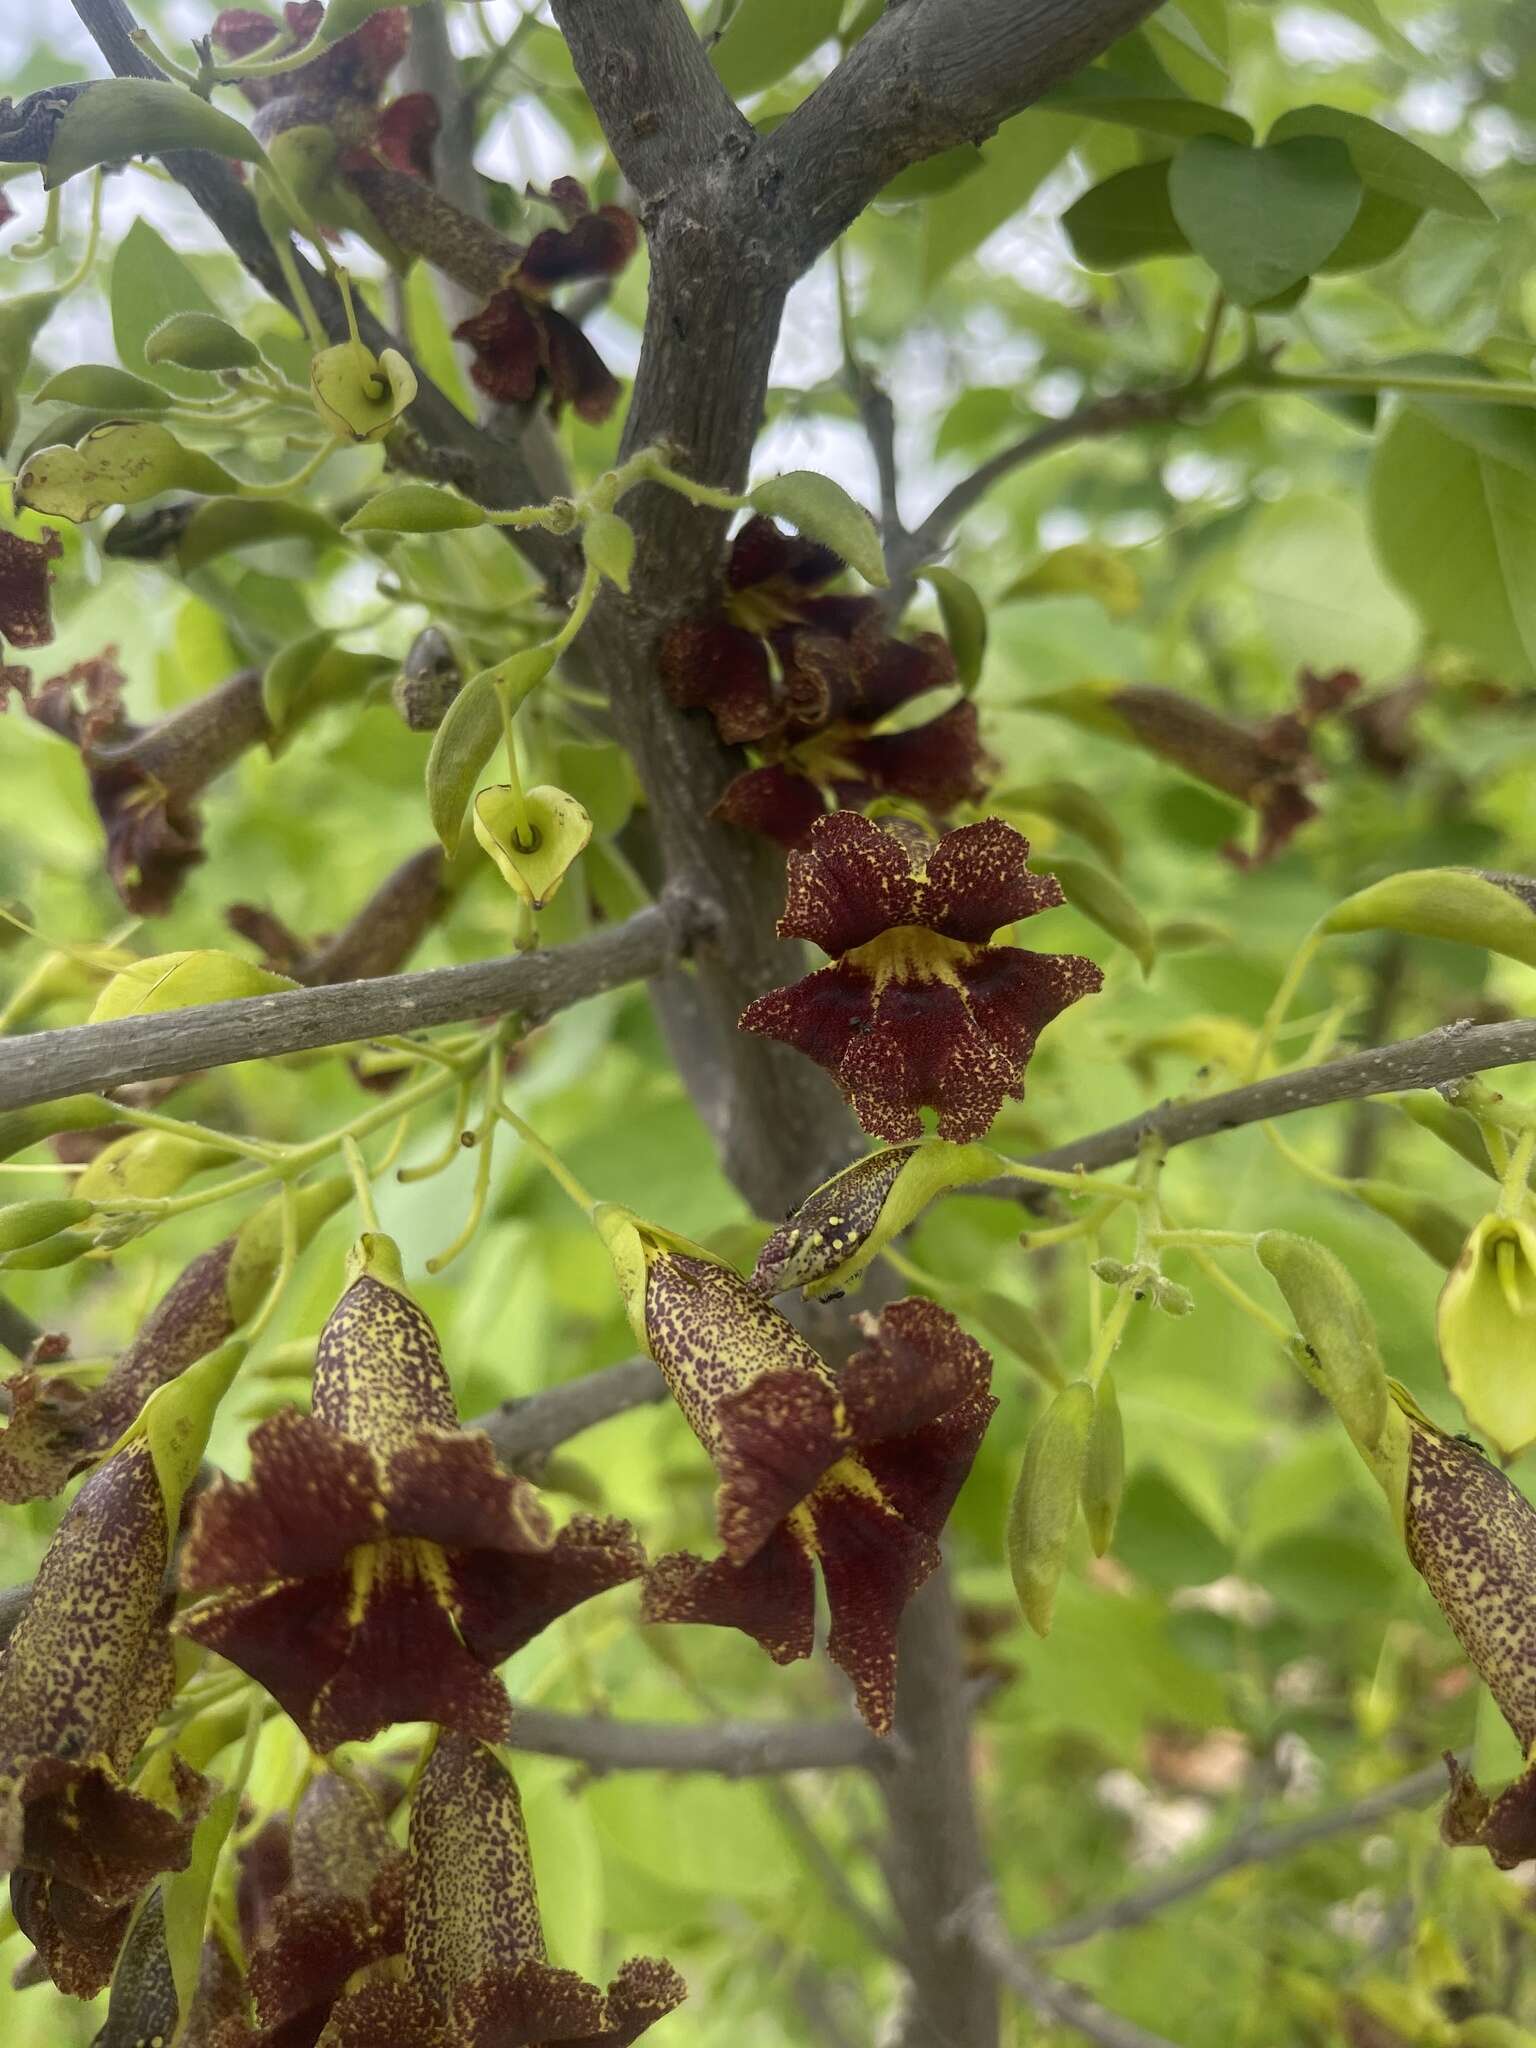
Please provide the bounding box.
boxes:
[763,0,1162,268]
[964,1898,1183,2048]
[0,899,701,1112]
[1006,1017,1536,1192]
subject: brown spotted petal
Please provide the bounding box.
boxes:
[452,1513,645,1668]
[0,1440,172,1783]
[245,1775,404,2040]
[642,1251,846,1547]
[0,525,61,649]
[0,1235,239,1504]
[713,761,830,850]
[838,699,993,814]
[454,292,622,424]
[311,1254,460,1457]
[726,515,843,597]
[316,1981,448,2046]
[642,1523,818,1672]
[753,1144,919,1297]
[396,1734,685,2046]
[658,616,780,745]
[1402,1419,1536,1866]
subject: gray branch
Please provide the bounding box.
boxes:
[0,900,703,1112]
[1006,1017,1536,1193]
[544,0,753,199]
[1017,1763,1447,1954]
[964,1897,1184,2048]
[764,0,1163,268]
[477,1355,664,1475]
[508,1706,883,1776]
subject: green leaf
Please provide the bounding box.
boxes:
[583,510,636,592]
[1039,854,1155,976]
[712,0,842,98]
[1315,186,1421,273]
[90,950,298,1024]
[998,778,1126,873]
[922,112,1078,286]
[1168,135,1362,307]
[1063,159,1189,270]
[916,565,987,690]
[145,311,262,372]
[15,420,240,522]
[747,470,886,586]
[343,483,488,534]
[261,631,394,741]
[1115,1467,1230,1592]
[1369,406,1536,680]
[426,645,557,854]
[43,78,266,188]
[1044,69,1251,142]
[1267,104,1490,221]
[1143,6,1227,95]
[112,218,225,399]
[1238,491,1418,677]
[33,365,173,414]
[176,497,340,572]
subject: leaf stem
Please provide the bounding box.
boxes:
[494,1101,597,1215]
[341,1135,380,1233]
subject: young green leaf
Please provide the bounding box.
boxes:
[16,420,240,522]
[915,564,987,689]
[89,950,299,1023]
[343,483,488,534]
[426,645,558,854]
[747,471,888,587]
[1321,868,1536,969]
[145,311,263,373]
[43,78,266,188]
[1267,104,1490,220]
[1168,134,1362,306]
[33,365,173,414]
[583,510,636,592]
[1038,855,1155,976]
[1063,160,1189,270]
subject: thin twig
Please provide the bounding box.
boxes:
[965,1896,1184,2048]
[0,1295,43,1362]
[993,1017,1536,1198]
[1017,1762,1448,1954]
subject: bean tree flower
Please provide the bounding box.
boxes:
[218,1770,406,2046]
[0,1177,348,1504]
[1038,669,1361,868]
[659,515,990,844]
[212,4,436,172]
[0,525,60,649]
[0,1441,205,1997]
[0,654,261,914]
[601,1211,996,1734]
[739,813,1103,1143]
[316,1733,684,2047]
[175,1234,644,1751]
[1436,1212,1536,1459]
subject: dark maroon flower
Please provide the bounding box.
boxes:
[646,1279,996,1736]
[175,1235,644,1750]
[318,1733,683,2048]
[604,1211,996,1733]
[0,1442,206,1996]
[453,182,639,424]
[661,516,991,840]
[0,1179,346,1504]
[212,5,410,110]
[0,526,60,649]
[740,813,1102,1143]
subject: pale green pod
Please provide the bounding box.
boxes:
[1006,1380,1095,1636]
[1081,1372,1125,1556]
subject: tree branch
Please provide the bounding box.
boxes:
[1016,1762,1447,1954]
[963,1898,1183,2048]
[477,1355,663,1476]
[877,1568,999,2048]
[69,0,571,586]
[1003,1017,1536,1195]
[507,1706,883,1776]
[0,899,703,1112]
[764,0,1162,269]
[542,0,752,200]
[0,1296,42,1363]
[890,386,1192,592]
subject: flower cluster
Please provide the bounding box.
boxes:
[452,177,639,423]
[604,1212,996,1734]
[740,812,1103,1142]
[317,1734,684,2046]
[660,515,991,847]
[212,4,438,175]
[175,1234,643,1750]
[0,1441,205,1997]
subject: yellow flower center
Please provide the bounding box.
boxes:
[345,1535,458,1626]
[842,926,976,989]
[726,583,809,635]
